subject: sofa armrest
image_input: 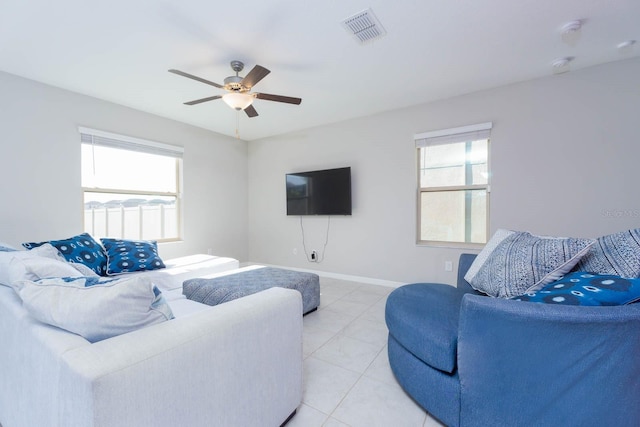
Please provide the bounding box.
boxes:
[457,295,640,427]
[57,287,303,427]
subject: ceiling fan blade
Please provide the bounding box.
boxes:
[255,93,302,105]
[241,65,270,89]
[184,95,222,105]
[244,104,259,118]
[168,69,223,88]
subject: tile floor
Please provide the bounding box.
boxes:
[287,277,444,427]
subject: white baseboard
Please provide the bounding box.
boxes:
[240,261,404,288]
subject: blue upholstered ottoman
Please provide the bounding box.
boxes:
[183,267,320,315]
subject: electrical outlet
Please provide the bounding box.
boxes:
[445,261,453,272]
[293,248,298,255]
[311,251,318,261]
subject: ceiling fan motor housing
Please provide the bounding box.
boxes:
[224,75,245,92]
[225,60,247,92]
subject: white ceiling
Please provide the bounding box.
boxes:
[1,0,638,141]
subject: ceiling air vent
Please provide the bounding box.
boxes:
[341,8,387,44]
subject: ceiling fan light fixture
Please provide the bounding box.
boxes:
[222,92,254,110]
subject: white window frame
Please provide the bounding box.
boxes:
[415,122,492,247]
[79,127,184,242]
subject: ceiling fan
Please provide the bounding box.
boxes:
[169,60,302,118]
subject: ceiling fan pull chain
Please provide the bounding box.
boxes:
[236,111,240,139]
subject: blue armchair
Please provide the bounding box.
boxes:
[385,254,640,427]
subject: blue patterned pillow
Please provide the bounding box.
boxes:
[573,229,640,278]
[100,238,166,275]
[469,231,595,298]
[512,272,640,306]
[22,233,107,276]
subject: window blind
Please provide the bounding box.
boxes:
[79,127,183,158]
[415,122,492,148]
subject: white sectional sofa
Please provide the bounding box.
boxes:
[0,251,303,427]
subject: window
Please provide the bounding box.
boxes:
[80,127,183,241]
[416,122,491,245]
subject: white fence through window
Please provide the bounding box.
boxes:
[84,204,177,240]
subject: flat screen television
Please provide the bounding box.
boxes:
[286,167,352,215]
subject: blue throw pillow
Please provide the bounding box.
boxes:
[100,238,166,275]
[511,272,640,306]
[22,233,107,276]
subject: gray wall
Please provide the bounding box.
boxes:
[247,57,640,285]
[2,57,638,285]
[0,71,248,261]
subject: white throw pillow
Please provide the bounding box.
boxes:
[1,245,81,287]
[31,243,99,277]
[30,242,68,261]
[0,241,17,252]
[6,244,83,286]
[464,229,515,284]
[69,262,100,277]
[14,275,174,342]
[573,228,640,278]
[0,251,26,286]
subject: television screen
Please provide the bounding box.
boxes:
[286,167,352,215]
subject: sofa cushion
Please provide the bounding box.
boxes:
[573,228,640,278]
[468,230,595,298]
[385,283,466,374]
[14,275,174,342]
[23,233,108,276]
[100,238,166,275]
[512,272,640,306]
